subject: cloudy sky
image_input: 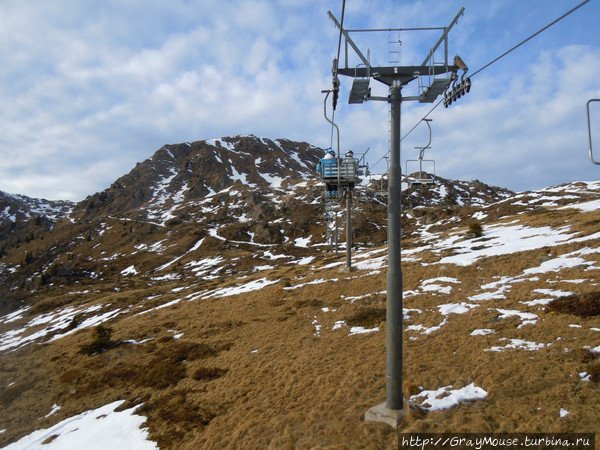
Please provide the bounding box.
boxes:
[1,0,599,201]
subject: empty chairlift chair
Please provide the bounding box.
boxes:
[405,118,436,188]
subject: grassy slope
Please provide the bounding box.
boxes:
[0,191,599,449]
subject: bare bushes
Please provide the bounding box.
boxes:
[547,292,600,317]
[467,222,483,238]
[192,367,228,381]
[345,307,386,328]
[79,324,118,355]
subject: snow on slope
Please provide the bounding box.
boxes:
[135,136,320,225]
[3,401,157,450]
[0,182,599,445]
[0,191,74,223]
[0,303,126,353]
[2,182,598,355]
[434,223,599,266]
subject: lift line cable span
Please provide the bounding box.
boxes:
[335,0,346,71]
[369,0,591,173]
[328,0,346,151]
[470,0,590,79]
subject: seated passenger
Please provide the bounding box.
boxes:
[341,150,359,190]
[317,149,338,197]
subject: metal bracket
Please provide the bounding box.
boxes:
[328,11,371,70]
[587,99,600,165]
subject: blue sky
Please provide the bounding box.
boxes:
[0,0,599,201]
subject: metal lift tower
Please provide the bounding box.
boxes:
[328,7,469,427]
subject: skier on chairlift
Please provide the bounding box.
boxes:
[341,150,359,191]
[317,149,338,197]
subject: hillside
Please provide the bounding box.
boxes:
[0,136,599,449]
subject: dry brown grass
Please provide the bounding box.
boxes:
[1,193,600,448]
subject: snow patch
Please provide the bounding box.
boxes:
[201,277,278,299]
[294,236,311,247]
[438,224,578,266]
[471,329,495,336]
[495,308,538,327]
[410,383,487,411]
[438,303,479,315]
[348,326,379,336]
[485,338,549,352]
[3,400,157,449]
[121,265,138,276]
[45,404,61,418]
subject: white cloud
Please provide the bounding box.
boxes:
[0,0,597,200]
[411,44,600,191]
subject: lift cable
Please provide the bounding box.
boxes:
[470,0,590,79]
[369,0,591,173]
[329,0,346,150]
[335,0,346,70]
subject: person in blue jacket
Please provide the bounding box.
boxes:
[317,149,338,197]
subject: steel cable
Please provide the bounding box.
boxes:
[370,0,591,173]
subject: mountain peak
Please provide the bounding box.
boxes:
[75,135,323,222]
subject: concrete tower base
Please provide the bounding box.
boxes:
[364,403,407,428]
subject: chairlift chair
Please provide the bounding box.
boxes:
[587,99,600,165]
[405,118,436,188]
[318,155,362,198]
[349,63,371,104]
[405,169,436,188]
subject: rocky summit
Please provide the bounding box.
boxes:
[0,135,599,449]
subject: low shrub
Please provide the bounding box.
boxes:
[547,292,600,317]
[587,360,600,382]
[138,357,186,389]
[467,222,483,238]
[192,367,228,381]
[346,307,386,328]
[79,324,117,355]
[0,381,34,407]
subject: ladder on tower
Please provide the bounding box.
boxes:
[388,30,401,65]
[387,31,401,154]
